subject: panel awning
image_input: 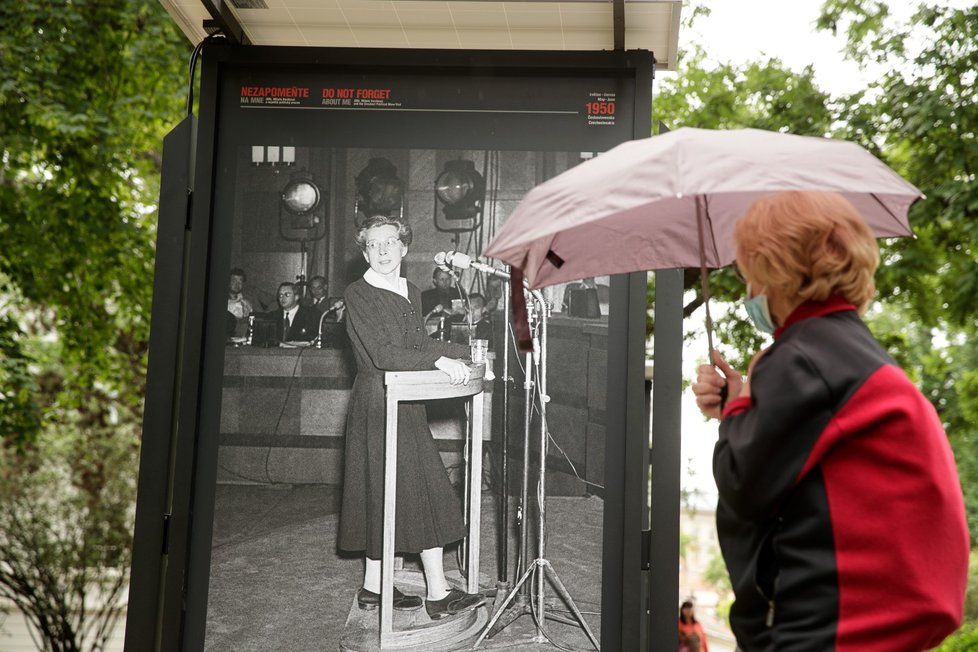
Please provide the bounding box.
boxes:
[160,0,682,70]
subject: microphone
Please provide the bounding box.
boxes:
[437,251,511,280]
[433,251,450,271]
[327,299,345,313]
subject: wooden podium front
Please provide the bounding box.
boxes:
[378,364,487,649]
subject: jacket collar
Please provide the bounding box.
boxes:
[774,295,858,339]
[364,267,409,301]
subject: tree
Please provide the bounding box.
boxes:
[0,0,188,648]
[653,3,978,550]
[815,0,978,545]
[649,18,839,370]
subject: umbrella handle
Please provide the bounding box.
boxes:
[696,196,728,413]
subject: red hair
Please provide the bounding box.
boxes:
[734,191,879,311]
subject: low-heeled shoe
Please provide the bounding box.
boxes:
[356,586,423,611]
[425,589,486,620]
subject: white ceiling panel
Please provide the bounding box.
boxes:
[159,0,682,70]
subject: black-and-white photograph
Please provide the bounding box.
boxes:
[143,47,653,652]
[206,144,612,651]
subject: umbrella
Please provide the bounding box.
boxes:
[482,126,922,351]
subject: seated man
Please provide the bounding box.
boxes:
[266,282,321,343]
[468,293,493,345]
[561,277,609,318]
[302,275,330,312]
[448,293,493,348]
[421,267,458,315]
[302,275,347,323]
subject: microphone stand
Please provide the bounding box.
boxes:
[498,270,511,588]
[314,304,341,349]
[474,288,600,651]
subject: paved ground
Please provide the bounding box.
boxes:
[204,484,605,651]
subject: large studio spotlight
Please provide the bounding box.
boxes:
[355,157,403,219]
[281,173,322,229]
[433,159,485,236]
[279,171,327,292]
[435,159,485,221]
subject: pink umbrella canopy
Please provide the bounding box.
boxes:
[483,127,922,289]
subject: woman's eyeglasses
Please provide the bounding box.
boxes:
[365,237,402,251]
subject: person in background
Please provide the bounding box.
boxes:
[229,266,273,311]
[421,267,458,316]
[303,274,346,322]
[268,281,321,343]
[678,600,709,652]
[422,269,465,339]
[463,293,493,348]
[340,214,485,620]
[484,275,504,313]
[227,268,254,337]
[302,275,330,311]
[691,191,968,650]
[561,276,609,317]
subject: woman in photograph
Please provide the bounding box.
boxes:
[338,214,485,621]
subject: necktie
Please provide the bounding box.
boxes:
[282,312,290,339]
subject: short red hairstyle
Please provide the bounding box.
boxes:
[734,191,879,311]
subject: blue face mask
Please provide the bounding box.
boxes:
[745,283,776,334]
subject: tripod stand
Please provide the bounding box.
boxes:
[474,290,600,651]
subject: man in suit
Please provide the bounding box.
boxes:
[302,275,330,311]
[467,293,493,346]
[421,267,458,315]
[302,274,346,323]
[270,281,321,342]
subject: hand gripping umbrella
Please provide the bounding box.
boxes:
[482,127,922,352]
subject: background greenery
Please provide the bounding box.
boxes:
[0,0,973,648]
[658,1,978,645]
[0,1,188,648]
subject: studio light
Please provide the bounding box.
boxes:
[433,159,485,233]
[279,171,328,296]
[354,157,403,219]
[282,174,321,217]
[279,171,327,234]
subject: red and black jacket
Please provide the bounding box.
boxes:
[717,297,969,651]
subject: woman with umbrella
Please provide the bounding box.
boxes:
[339,214,485,620]
[692,191,968,650]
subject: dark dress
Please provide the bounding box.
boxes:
[339,278,469,558]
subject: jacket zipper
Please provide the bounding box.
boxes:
[757,518,782,629]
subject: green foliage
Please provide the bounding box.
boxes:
[0,289,42,449]
[0,0,188,648]
[656,1,978,545]
[967,550,978,622]
[654,44,833,136]
[649,9,839,371]
[0,0,187,389]
[818,0,978,544]
[702,552,731,595]
[934,621,978,652]
[0,390,140,652]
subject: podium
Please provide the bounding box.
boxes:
[378,364,487,649]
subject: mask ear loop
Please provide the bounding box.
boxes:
[696,196,728,410]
